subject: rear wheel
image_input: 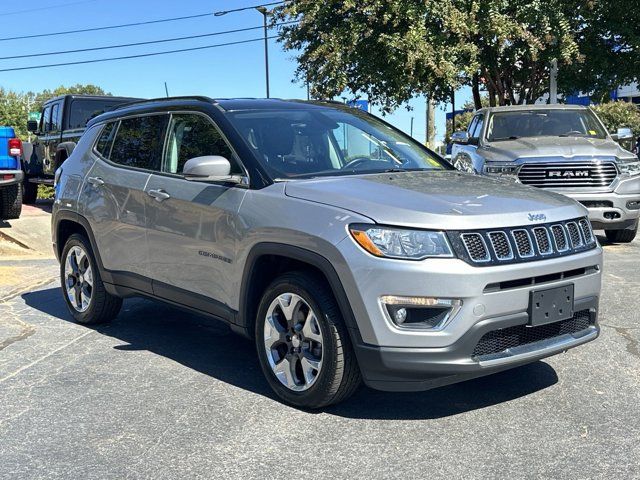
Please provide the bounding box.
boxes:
[0,183,23,220]
[22,179,37,204]
[61,234,122,324]
[255,271,361,408]
[605,222,638,243]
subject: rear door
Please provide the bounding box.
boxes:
[82,114,168,290]
[144,111,248,311]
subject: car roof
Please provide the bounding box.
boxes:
[478,104,589,114]
[86,97,354,127]
[43,94,140,105]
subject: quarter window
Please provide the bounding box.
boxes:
[109,115,167,171]
[164,113,239,174]
[95,122,117,158]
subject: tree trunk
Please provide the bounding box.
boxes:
[472,74,482,110]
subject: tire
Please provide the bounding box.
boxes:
[605,223,638,243]
[0,183,23,220]
[255,271,361,408]
[60,233,122,324]
[22,179,37,205]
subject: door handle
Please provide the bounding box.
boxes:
[147,189,171,202]
[87,176,104,187]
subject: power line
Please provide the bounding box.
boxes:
[214,1,287,16]
[0,12,213,43]
[0,22,296,60]
[0,2,288,43]
[4,0,100,16]
[0,36,279,73]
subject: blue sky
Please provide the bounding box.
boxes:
[1,0,471,143]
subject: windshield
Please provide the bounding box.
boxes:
[486,109,607,141]
[226,106,447,179]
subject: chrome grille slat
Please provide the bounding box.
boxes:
[488,231,513,260]
[455,217,596,265]
[461,233,490,262]
[511,229,534,258]
[517,162,617,188]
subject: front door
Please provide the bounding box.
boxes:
[144,112,247,310]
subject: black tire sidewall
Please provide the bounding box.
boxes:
[60,234,103,324]
[255,274,341,407]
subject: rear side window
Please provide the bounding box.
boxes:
[164,113,239,174]
[109,115,167,170]
[68,99,129,130]
[95,122,117,158]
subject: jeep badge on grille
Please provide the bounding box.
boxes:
[528,213,547,222]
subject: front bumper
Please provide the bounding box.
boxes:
[355,297,598,391]
[335,234,602,391]
[0,169,23,187]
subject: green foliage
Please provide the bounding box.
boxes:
[0,84,109,138]
[592,102,640,137]
[37,184,55,200]
[276,1,636,111]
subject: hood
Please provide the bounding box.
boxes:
[480,136,634,163]
[284,171,586,230]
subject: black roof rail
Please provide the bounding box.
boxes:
[112,96,215,111]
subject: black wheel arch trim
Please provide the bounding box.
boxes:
[238,242,363,341]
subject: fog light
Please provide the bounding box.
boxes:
[627,201,640,210]
[380,296,462,330]
[393,307,408,324]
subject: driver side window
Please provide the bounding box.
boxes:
[163,113,241,175]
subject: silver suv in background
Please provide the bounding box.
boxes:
[53,97,602,408]
[451,104,640,242]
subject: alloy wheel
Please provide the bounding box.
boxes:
[263,293,324,391]
[64,246,93,313]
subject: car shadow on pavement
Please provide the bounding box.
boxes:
[22,287,559,420]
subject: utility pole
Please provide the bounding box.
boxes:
[451,90,456,134]
[410,117,414,137]
[256,6,270,98]
[549,59,558,104]
[425,96,435,148]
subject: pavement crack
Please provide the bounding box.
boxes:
[0,276,57,303]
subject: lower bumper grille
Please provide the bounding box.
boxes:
[472,310,592,360]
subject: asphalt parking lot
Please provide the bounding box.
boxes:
[1,208,639,479]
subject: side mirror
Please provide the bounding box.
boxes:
[616,127,633,141]
[183,155,234,182]
[451,131,470,145]
[27,120,39,133]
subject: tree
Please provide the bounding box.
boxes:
[275,0,637,111]
[593,102,640,137]
[0,84,109,138]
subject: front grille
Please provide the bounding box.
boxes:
[518,161,618,188]
[488,231,513,260]
[551,224,569,252]
[449,217,596,266]
[533,227,552,254]
[472,310,592,359]
[461,233,490,262]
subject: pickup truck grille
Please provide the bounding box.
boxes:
[449,217,597,266]
[517,161,618,188]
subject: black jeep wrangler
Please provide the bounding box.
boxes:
[23,94,139,203]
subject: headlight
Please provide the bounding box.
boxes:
[618,158,640,176]
[349,224,454,260]
[483,162,520,180]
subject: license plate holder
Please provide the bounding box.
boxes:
[528,284,574,327]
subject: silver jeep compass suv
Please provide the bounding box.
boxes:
[52,97,602,408]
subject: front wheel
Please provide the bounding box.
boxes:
[61,234,122,324]
[255,272,361,408]
[605,223,638,243]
